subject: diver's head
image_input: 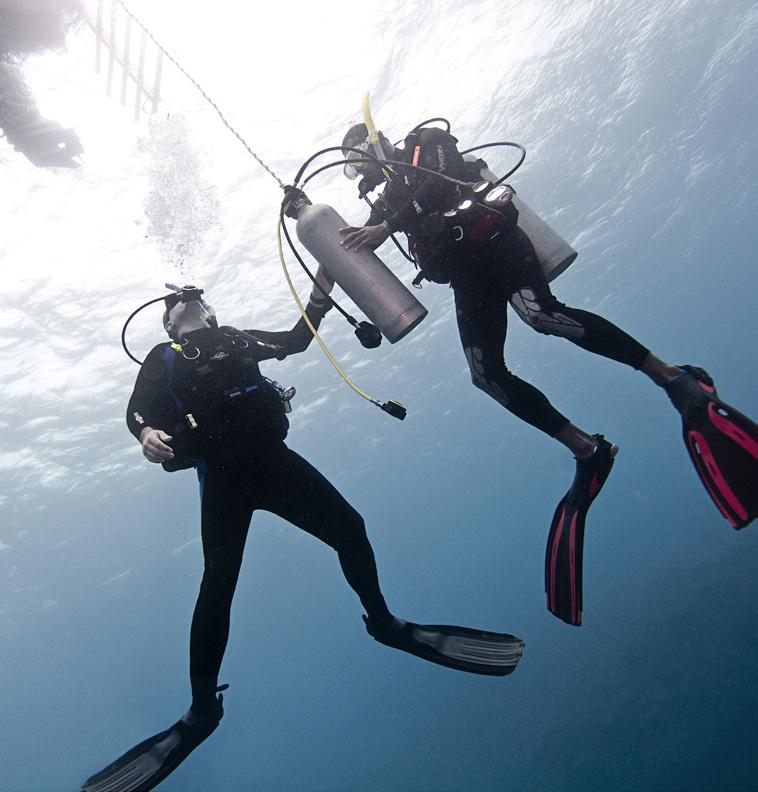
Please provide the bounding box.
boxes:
[163,287,217,341]
[342,123,395,181]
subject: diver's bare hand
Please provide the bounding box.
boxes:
[339,223,389,251]
[140,427,174,464]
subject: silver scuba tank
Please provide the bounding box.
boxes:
[295,203,428,343]
[466,156,577,282]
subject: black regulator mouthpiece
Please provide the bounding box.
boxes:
[354,321,382,349]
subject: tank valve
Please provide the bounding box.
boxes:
[282,186,311,219]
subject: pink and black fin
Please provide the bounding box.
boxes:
[545,435,617,626]
[666,366,757,530]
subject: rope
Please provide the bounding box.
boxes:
[115,0,285,188]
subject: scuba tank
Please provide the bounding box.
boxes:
[294,201,428,344]
[465,156,577,282]
[511,195,577,282]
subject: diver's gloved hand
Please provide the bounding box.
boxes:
[338,222,390,252]
[140,426,175,464]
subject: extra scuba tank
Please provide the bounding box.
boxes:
[465,156,577,282]
[511,195,577,281]
[294,201,428,344]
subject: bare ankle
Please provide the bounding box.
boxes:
[641,354,681,386]
[555,424,599,459]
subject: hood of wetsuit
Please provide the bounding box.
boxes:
[163,286,217,341]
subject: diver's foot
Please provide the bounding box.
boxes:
[178,706,223,743]
[590,434,618,461]
[572,435,618,504]
[363,614,400,638]
[574,433,619,462]
[364,615,525,676]
[189,682,228,719]
[665,364,716,410]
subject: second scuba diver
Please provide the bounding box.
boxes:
[82,271,525,792]
[338,121,758,628]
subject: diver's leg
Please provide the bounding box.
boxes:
[453,240,614,457]
[510,286,686,387]
[189,465,253,714]
[256,446,393,626]
[452,272,580,441]
[509,283,651,365]
[502,227,672,381]
[499,225,646,368]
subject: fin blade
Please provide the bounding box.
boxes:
[668,367,757,530]
[708,402,758,459]
[545,436,615,626]
[418,629,525,669]
[82,715,219,792]
[374,621,525,676]
[546,501,586,626]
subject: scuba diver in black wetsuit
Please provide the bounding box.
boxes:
[82,270,525,792]
[338,121,758,627]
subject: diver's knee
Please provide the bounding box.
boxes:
[512,291,584,339]
[470,368,492,392]
[203,545,241,587]
[464,345,492,390]
[330,512,368,553]
[519,307,549,333]
[511,288,555,333]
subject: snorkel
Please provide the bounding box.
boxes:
[361,91,393,187]
[362,92,387,162]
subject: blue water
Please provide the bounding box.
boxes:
[2,1,757,790]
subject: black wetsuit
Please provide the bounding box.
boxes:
[126,302,391,712]
[368,127,649,436]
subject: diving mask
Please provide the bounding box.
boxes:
[343,137,372,180]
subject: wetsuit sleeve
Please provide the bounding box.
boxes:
[366,197,389,227]
[243,298,332,361]
[126,344,176,440]
[382,128,465,234]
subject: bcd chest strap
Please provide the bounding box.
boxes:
[162,342,296,427]
[163,345,198,430]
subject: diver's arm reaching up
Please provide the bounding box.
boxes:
[242,265,335,359]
